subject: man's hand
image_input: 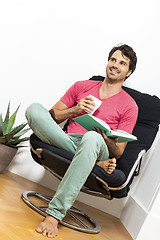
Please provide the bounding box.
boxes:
[72,95,95,115]
[93,127,127,159]
[93,127,119,143]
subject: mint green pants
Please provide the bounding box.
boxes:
[25,103,109,221]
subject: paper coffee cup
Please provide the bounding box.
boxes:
[88,95,102,114]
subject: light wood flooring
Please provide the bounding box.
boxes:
[0,171,133,240]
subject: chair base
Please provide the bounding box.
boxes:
[21,191,101,234]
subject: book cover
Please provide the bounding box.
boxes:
[73,114,137,143]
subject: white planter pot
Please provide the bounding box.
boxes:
[0,144,17,173]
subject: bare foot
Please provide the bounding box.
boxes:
[96,158,116,174]
[36,215,58,238]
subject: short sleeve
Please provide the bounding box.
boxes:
[61,82,79,108]
[117,103,138,134]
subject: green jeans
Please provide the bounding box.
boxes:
[25,103,109,221]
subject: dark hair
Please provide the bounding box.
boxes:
[108,44,137,79]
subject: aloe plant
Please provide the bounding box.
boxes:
[0,102,30,148]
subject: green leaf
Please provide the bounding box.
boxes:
[9,122,27,136]
[4,102,10,125]
[7,137,30,146]
[13,128,30,138]
[0,114,4,136]
[5,105,20,134]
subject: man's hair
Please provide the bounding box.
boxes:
[108,44,137,79]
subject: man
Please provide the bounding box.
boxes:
[25,44,138,238]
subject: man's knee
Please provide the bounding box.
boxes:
[82,131,105,147]
[25,103,43,123]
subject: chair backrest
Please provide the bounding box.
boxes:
[89,76,160,177]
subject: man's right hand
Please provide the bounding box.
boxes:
[73,95,95,115]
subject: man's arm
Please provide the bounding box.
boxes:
[103,135,127,159]
[50,96,95,124]
[93,128,127,159]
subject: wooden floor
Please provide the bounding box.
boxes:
[0,171,133,240]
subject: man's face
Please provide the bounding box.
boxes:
[106,50,132,82]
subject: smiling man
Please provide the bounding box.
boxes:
[26,44,138,238]
[106,50,132,82]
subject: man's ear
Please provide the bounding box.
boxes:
[126,70,132,78]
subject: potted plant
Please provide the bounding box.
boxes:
[0,102,30,173]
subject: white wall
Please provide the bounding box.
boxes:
[121,134,160,239]
[0,0,160,238]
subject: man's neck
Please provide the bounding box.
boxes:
[99,77,124,99]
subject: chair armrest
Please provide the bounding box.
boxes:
[96,149,146,192]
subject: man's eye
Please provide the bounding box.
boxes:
[121,61,126,65]
[111,58,116,62]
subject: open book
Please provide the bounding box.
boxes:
[73,114,137,143]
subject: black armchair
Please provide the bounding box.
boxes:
[22,76,160,233]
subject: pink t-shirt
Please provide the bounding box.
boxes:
[61,80,138,135]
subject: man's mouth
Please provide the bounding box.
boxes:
[110,68,119,75]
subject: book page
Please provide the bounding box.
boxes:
[91,115,111,131]
[112,129,132,136]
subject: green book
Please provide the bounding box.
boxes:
[73,114,137,143]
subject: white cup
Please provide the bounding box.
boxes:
[88,95,102,114]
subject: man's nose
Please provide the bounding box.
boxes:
[112,62,119,68]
